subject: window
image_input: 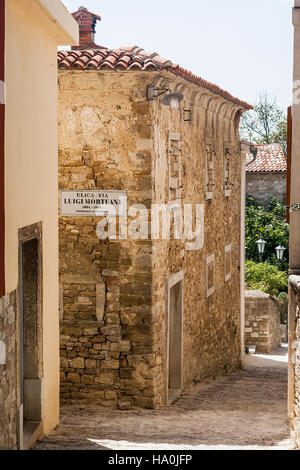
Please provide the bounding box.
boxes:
[224,244,232,282]
[224,144,232,197]
[168,132,182,202]
[206,254,215,297]
[205,141,215,200]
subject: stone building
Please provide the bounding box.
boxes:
[57,7,252,409]
[245,290,281,353]
[289,0,300,450]
[0,0,78,450]
[246,143,287,207]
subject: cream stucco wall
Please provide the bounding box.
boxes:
[5,0,77,437]
[291,2,300,269]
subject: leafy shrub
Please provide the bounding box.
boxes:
[245,260,288,297]
[277,291,288,301]
[267,197,286,217]
[277,292,288,324]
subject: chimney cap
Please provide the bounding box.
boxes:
[72,6,102,21]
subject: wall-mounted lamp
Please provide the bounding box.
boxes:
[161,92,183,110]
[147,85,184,110]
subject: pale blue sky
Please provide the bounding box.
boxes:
[61,0,294,110]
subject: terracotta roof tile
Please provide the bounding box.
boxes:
[246,143,287,173]
[57,46,252,109]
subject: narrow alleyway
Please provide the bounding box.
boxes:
[34,346,291,450]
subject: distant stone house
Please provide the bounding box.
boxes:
[245,291,281,354]
[246,143,287,207]
[57,7,252,409]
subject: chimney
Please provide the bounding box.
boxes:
[71,6,104,50]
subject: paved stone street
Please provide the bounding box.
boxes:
[34,346,292,450]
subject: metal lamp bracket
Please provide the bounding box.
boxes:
[147,84,170,101]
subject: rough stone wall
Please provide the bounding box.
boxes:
[0,291,17,449]
[281,324,288,343]
[246,172,286,207]
[58,69,244,408]
[58,71,156,408]
[289,275,300,448]
[150,84,243,404]
[245,290,281,353]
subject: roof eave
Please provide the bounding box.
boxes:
[246,170,287,174]
[166,67,253,110]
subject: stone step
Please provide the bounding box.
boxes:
[23,421,42,450]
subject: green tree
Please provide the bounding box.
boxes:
[240,93,287,154]
[245,196,289,270]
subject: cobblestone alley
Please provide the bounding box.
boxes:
[34,346,291,450]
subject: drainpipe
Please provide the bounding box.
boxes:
[245,145,258,168]
[0,0,5,297]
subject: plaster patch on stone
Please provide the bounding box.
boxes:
[0,340,6,365]
[65,108,77,132]
[96,284,106,322]
[80,107,104,136]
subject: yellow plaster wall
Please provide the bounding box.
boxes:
[5,0,78,436]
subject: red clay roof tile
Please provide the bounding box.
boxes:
[57,46,252,109]
[246,143,287,173]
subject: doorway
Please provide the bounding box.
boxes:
[18,224,43,449]
[167,271,183,404]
